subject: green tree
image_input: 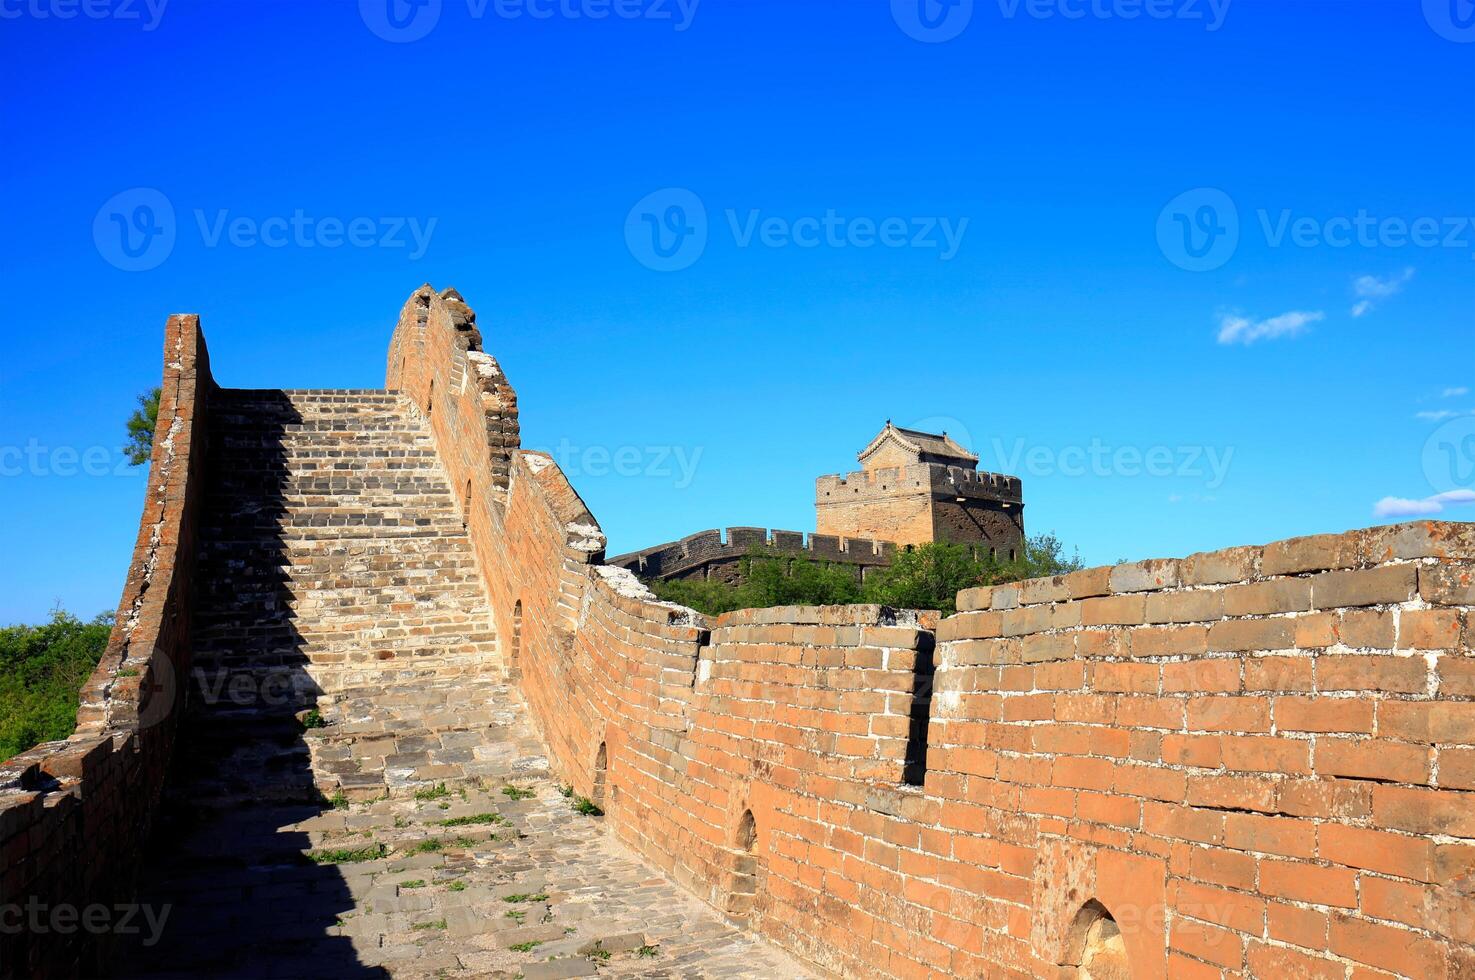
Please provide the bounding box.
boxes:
[739,552,864,608]
[862,541,987,615]
[645,534,1084,617]
[0,610,113,761]
[648,552,863,615]
[991,532,1084,584]
[646,576,750,616]
[125,387,161,465]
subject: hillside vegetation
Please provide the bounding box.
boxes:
[647,535,1082,617]
[0,611,111,762]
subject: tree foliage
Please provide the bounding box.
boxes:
[0,611,112,761]
[125,387,161,466]
[647,534,1083,617]
[650,551,863,614]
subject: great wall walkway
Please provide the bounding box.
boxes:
[120,390,807,979]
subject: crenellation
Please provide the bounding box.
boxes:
[12,287,1472,980]
[609,525,899,584]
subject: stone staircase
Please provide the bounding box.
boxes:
[195,389,496,693]
[120,389,806,979]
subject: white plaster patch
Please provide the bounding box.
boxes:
[466,350,502,381]
[594,564,655,599]
[566,521,607,553]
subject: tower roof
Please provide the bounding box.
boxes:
[857,422,979,469]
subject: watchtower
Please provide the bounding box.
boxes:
[814,422,1025,555]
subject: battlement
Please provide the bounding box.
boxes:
[17,288,1470,980]
[816,461,1023,502]
[609,525,898,583]
[817,460,1025,550]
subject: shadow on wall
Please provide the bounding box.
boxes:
[118,391,386,978]
[1066,900,1131,980]
[508,599,523,682]
[727,809,760,924]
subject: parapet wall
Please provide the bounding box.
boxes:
[816,462,1024,503]
[817,462,1026,553]
[0,317,213,979]
[931,522,1475,978]
[608,526,899,584]
[398,287,1475,979]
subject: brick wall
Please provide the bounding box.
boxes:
[816,463,1024,552]
[398,286,1475,979]
[929,522,1475,979]
[0,316,213,979]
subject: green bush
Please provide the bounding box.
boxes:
[0,611,112,762]
[646,535,1082,617]
[649,551,863,613]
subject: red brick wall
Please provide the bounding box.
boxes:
[0,316,213,979]
[931,523,1475,979]
[397,287,1475,980]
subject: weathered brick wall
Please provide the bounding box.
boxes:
[816,464,1024,553]
[0,316,213,979]
[929,522,1475,979]
[396,286,1475,979]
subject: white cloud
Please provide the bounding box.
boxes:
[1443,386,1470,398]
[1350,267,1414,317]
[1373,489,1475,518]
[1416,410,1458,422]
[1217,310,1325,346]
[1374,496,1446,517]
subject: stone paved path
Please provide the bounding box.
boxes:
[120,390,808,979]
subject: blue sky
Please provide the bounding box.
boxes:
[2,0,1472,624]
